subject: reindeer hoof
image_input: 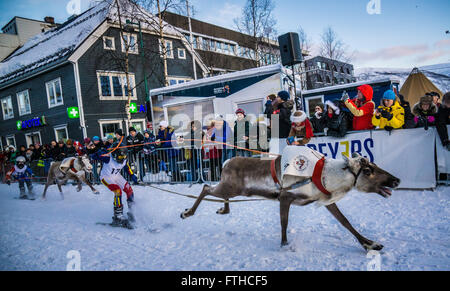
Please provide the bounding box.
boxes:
[93,190,100,195]
[181,209,191,219]
[280,241,289,247]
[216,207,230,215]
[363,241,384,251]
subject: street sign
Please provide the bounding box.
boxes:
[129,102,138,113]
[67,107,80,119]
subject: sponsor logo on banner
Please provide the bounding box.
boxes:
[307,138,375,162]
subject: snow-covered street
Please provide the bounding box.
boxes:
[0,183,449,271]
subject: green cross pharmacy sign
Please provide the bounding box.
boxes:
[67,107,80,119]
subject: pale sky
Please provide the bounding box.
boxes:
[1,0,449,69]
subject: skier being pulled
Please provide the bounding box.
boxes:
[91,145,138,228]
[6,156,35,200]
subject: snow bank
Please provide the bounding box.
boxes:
[0,183,448,271]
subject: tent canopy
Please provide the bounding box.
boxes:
[400,68,443,106]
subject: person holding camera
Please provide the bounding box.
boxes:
[412,95,437,130]
[372,90,405,131]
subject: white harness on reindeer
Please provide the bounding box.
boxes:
[59,157,86,179]
[275,146,331,195]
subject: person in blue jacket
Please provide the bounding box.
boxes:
[6,156,35,200]
[156,121,180,181]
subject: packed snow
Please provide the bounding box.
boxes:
[0,182,449,271]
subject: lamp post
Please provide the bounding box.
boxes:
[125,19,151,122]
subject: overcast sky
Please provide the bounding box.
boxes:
[1,0,449,69]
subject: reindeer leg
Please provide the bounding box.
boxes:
[57,180,64,200]
[279,191,295,247]
[79,173,99,194]
[325,203,383,251]
[181,184,211,219]
[42,181,50,200]
[216,200,230,215]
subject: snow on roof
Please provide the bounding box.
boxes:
[0,1,110,86]
[302,77,400,96]
[0,0,199,87]
[150,64,284,96]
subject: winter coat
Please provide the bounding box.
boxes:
[322,112,348,137]
[436,105,450,146]
[288,121,312,146]
[274,100,294,138]
[310,112,325,133]
[126,132,144,154]
[234,119,251,149]
[372,101,405,130]
[203,128,220,160]
[65,146,77,158]
[412,102,437,128]
[399,100,416,129]
[264,100,273,119]
[344,98,375,131]
[211,121,233,149]
[143,134,157,155]
[156,127,178,157]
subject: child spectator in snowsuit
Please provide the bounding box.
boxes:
[91,146,138,228]
[287,111,314,146]
[342,85,375,131]
[412,95,437,130]
[322,100,348,137]
[372,90,405,131]
[6,156,35,200]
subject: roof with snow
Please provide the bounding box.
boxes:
[150,64,286,96]
[0,0,205,89]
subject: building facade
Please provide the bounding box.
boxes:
[0,0,207,149]
[303,56,356,90]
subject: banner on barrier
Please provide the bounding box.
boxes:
[436,125,450,176]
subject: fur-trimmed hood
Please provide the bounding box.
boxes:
[412,100,437,116]
[325,100,340,115]
[291,111,307,123]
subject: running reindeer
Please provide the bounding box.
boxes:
[181,147,400,251]
[42,155,99,199]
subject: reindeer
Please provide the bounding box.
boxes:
[181,148,400,251]
[42,155,99,199]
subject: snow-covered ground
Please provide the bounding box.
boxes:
[0,183,449,271]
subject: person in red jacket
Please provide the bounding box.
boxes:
[342,84,375,131]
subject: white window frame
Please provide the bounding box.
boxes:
[103,36,116,51]
[304,95,324,118]
[163,97,216,131]
[6,134,16,148]
[54,124,68,142]
[16,90,31,116]
[126,119,146,134]
[177,48,186,60]
[45,77,64,108]
[1,95,14,120]
[98,119,124,139]
[159,39,174,59]
[167,76,193,86]
[24,131,42,147]
[121,33,138,54]
[96,71,138,101]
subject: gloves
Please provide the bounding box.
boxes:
[427,116,435,123]
[380,110,393,121]
[341,92,349,102]
[414,116,419,124]
[287,136,295,145]
[131,174,138,184]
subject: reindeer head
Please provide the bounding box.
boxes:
[78,155,93,173]
[344,153,400,198]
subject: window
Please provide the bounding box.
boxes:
[230,44,236,55]
[160,39,173,59]
[25,132,41,147]
[305,96,324,118]
[46,78,63,108]
[1,96,13,120]
[202,38,208,50]
[17,90,31,116]
[100,121,122,139]
[6,135,16,148]
[168,77,192,86]
[54,125,68,142]
[121,33,138,54]
[103,36,115,50]
[165,99,214,132]
[97,72,137,100]
[178,48,186,59]
[236,100,263,123]
[193,37,198,49]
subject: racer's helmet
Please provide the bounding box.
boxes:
[112,146,128,163]
[16,156,26,169]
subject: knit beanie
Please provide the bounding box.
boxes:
[383,90,396,101]
[278,90,290,102]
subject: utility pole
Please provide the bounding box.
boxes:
[186,0,197,80]
[157,0,169,86]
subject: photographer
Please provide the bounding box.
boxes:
[412,95,437,130]
[372,90,405,131]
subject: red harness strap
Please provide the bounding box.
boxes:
[271,159,281,188]
[70,159,78,174]
[312,157,331,195]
